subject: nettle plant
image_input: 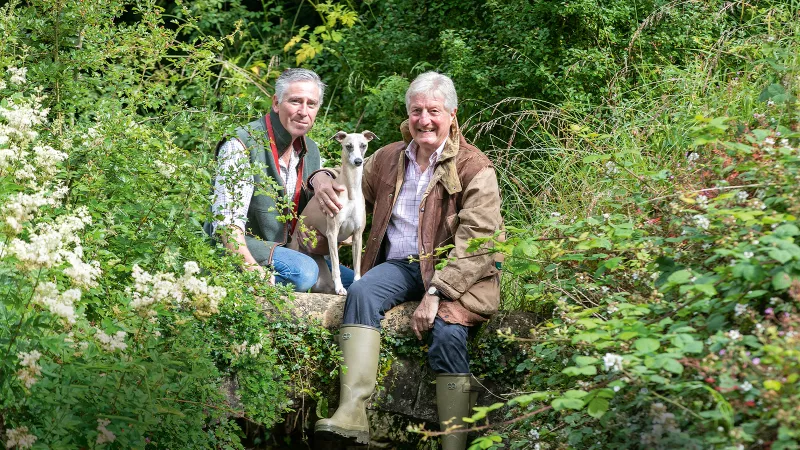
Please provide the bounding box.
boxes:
[472,110,800,447]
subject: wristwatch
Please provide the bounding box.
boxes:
[427,286,441,298]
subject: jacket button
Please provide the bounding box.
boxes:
[389,193,393,197]
[420,207,425,212]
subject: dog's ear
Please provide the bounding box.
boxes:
[362,130,378,142]
[332,131,347,142]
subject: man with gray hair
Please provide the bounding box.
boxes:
[312,71,503,449]
[210,68,354,290]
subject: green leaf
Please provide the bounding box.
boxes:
[575,356,599,366]
[763,380,782,391]
[583,154,611,163]
[562,366,597,376]
[564,389,589,399]
[772,271,792,290]
[662,358,684,374]
[768,248,793,264]
[617,331,639,340]
[667,269,692,284]
[552,397,584,411]
[587,398,609,419]
[634,338,660,354]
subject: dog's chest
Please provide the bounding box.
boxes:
[335,199,365,240]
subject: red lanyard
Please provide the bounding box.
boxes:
[265,115,305,235]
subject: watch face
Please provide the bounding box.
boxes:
[428,286,438,296]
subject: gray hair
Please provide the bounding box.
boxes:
[405,71,458,113]
[274,68,326,105]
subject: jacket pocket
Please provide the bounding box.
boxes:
[457,272,501,317]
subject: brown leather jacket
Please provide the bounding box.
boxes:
[356,119,504,319]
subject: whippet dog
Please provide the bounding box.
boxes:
[291,131,375,295]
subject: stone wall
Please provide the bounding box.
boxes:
[232,292,539,447]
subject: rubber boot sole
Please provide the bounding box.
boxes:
[314,423,369,444]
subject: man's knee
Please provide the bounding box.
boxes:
[345,277,369,303]
[429,320,469,373]
[292,254,319,291]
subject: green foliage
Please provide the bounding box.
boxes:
[465,9,800,449]
[0,0,342,447]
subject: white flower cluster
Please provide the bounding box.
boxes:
[693,214,710,230]
[641,402,678,446]
[726,329,742,341]
[686,152,699,163]
[0,93,49,143]
[735,190,749,202]
[734,303,748,317]
[603,353,623,372]
[4,426,37,449]
[604,161,619,175]
[129,261,226,317]
[16,350,42,389]
[740,381,753,392]
[232,340,264,357]
[96,419,116,444]
[2,187,66,234]
[32,282,81,324]
[8,207,94,270]
[7,66,27,85]
[95,330,128,352]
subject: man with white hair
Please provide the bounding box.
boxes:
[210,68,354,291]
[312,71,503,449]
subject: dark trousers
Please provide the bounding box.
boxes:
[343,259,470,374]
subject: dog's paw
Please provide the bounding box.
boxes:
[335,286,347,296]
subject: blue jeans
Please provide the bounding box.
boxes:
[343,259,470,374]
[271,246,355,292]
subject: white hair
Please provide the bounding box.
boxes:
[274,68,326,104]
[405,71,458,113]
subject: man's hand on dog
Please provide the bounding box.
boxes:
[411,293,440,340]
[312,174,345,217]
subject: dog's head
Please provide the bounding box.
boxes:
[333,131,377,167]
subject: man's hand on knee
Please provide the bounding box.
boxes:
[411,294,440,340]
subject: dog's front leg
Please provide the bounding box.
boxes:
[325,220,346,295]
[352,223,364,283]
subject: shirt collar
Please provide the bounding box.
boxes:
[405,139,446,166]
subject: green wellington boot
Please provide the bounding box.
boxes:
[436,373,475,450]
[314,325,380,444]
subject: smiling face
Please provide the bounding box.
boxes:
[407,92,456,155]
[272,80,321,140]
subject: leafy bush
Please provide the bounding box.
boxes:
[0,1,341,447]
[449,11,800,450]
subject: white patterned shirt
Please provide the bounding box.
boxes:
[385,140,445,260]
[211,138,300,234]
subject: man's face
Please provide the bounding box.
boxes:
[407,92,455,153]
[272,80,321,140]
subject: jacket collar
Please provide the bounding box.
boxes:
[400,116,463,195]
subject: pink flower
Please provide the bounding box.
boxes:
[752,358,760,365]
